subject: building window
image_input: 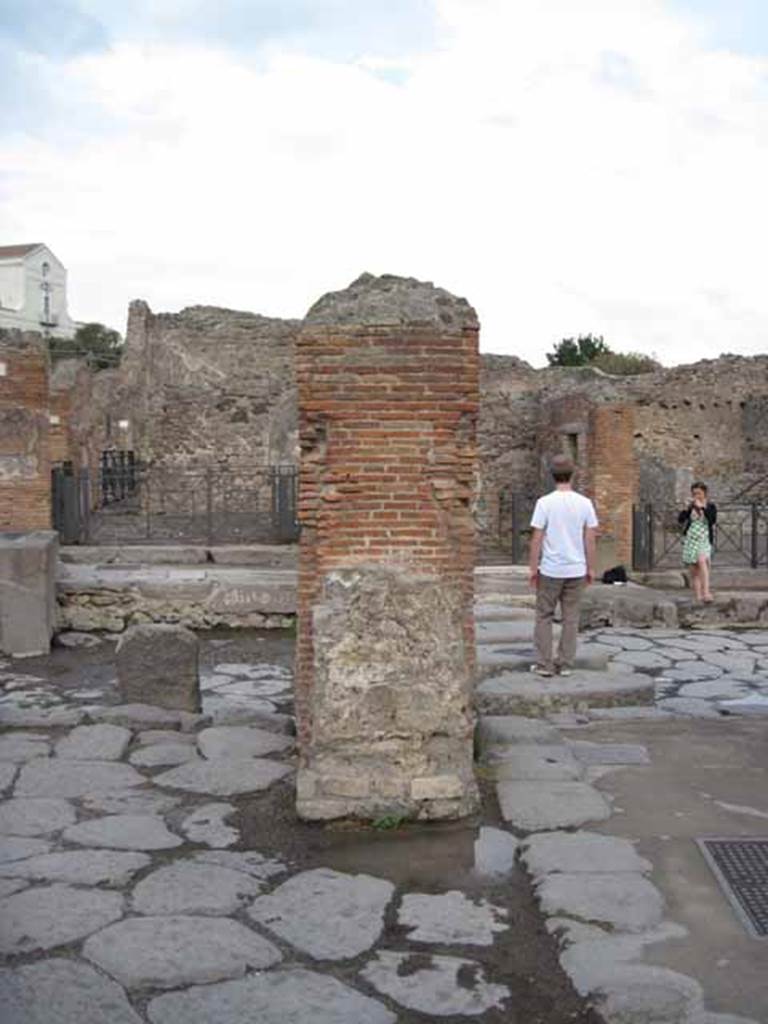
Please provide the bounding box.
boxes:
[41,262,49,277]
[566,433,579,462]
[0,361,7,377]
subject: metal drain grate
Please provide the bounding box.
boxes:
[697,838,768,938]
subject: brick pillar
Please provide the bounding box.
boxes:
[295,274,480,821]
[587,404,637,571]
[0,331,52,531]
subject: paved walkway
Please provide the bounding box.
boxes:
[1,619,766,1023]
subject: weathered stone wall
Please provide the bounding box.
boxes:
[587,404,637,569]
[0,329,51,530]
[121,301,301,469]
[295,274,479,822]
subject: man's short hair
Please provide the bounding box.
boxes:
[550,454,574,481]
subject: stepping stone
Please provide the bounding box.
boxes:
[536,872,664,932]
[398,890,508,945]
[81,790,182,816]
[497,781,611,831]
[0,958,142,1024]
[0,797,75,836]
[83,915,281,989]
[476,671,653,717]
[191,849,286,880]
[520,831,652,878]
[0,736,50,762]
[117,624,200,712]
[180,802,239,848]
[473,827,519,877]
[132,861,262,915]
[129,743,200,768]
[146,968,396,1024]
[0,883,124,954]
[91,704,201,731]
[14,761,144,799]
[487,744,583,781]
[55,725,132,761]
[567,741,651,766]
[248,867,394,960]
[153,759,291,796]
[476,620,544,644]
[477,642,609,675]
[197,726,292,760]
[63,815,182,851]
[477,715,561,748]
[0,850,150,886]
[1,835,51,864]
[361,951,509,1017]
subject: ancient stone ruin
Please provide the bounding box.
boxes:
[294,274,480,821]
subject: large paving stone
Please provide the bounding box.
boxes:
[0,879,28,897]
[361,950,509,1016]
[701,651,758,674]
[678,678,754,700]
[117,624,201,712]
[487,744,583,781]
[135,730,197,747]
[14,760,144,799]
[0,706,84,728]
[147,968,397,1024]
[0,735,50,762]
[0,883,124,954]
[613,650,671,669]
[537,872,665,931]
[473,827,519,877]
[477,715,561,748]
[398,890,508,945]
[83,915,281,989]
[477,642,610,676]
[0,836,51,862]
[497,781,612,831]
[593,633,653,651]
[656,697,723,718]
[521,831,651,878]
[0,797,75,836]
[132,861,262,915]
[248,867,394,960]
[0,850,150,886]
[153,758,291,796]
[55,724,132,761]
[197,725,292,760]
[63,814,182,850]
[180,802,238,848]
[475,619,540,643]
[191,849,287,880]
[91,704,197,730]
[129,742,200,768]
[0,958,143,1024]
[476,671,654,717]
[201,695,279,725]
[81,789,182,816]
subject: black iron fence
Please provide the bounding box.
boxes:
[52,457,299,546]
[633,503,768,570]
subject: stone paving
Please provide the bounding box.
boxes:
[0,622,765,1023]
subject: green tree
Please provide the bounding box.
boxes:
[546,333,610,367]
[49,322,123,371]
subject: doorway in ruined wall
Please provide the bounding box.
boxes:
[497,488,537,563]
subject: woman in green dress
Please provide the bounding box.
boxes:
[678,482,717,603]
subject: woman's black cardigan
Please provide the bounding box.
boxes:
[678,502,717,545]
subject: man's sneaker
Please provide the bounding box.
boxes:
[557,667,573,677]
[530,664,554,678]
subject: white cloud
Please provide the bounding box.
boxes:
[2,0,768,364]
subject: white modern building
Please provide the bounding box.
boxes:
[0,243,77,338]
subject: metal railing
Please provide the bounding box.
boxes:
[633,503,768,570]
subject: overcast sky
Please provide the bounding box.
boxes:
[2,0,768,365]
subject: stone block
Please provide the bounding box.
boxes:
[116,623,200,712]
[0,531,57,656]
[410,775,464,800]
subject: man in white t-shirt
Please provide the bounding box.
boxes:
[528,454,598,677]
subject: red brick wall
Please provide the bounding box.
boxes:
[295,323,479,750]
[587,404,636,566]
[0,334,51,530]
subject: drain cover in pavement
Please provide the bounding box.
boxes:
[697,838,768,938]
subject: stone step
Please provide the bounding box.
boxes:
[476,643,610,678]
[475,670,654,718]
[473,604,536,624]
